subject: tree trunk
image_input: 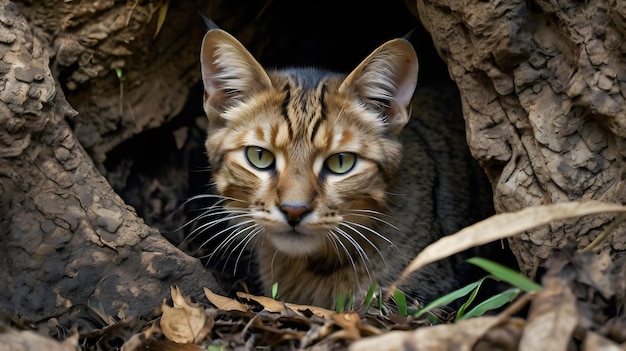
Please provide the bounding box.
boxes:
[3,0,624,334]
[0,0,222,328]
[415,0,626,276]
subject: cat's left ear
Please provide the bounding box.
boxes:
[200,29,273,126]
[339,39,418,135]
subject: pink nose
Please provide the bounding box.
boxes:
[279,204,310,227]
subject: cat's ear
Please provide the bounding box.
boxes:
[200,29,272,124]
[339,39,418,135]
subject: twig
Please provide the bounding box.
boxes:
[580,212,626,253]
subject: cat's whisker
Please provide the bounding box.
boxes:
[231,226,264,275]
[189,209,251,228]
[336,227,372,281]
[184,193,247,205]
[344,210,400,231]
[220,224,259,261]
[324,231,343,265]
[183,212,254,248]
[333,227,373,284]
[337,222,386,266]
[195,219,257,257]
[326,230,360,291]
[342,220,399,253]
[204,219,256,251]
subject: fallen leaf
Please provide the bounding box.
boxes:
[0,327,79,351]
[474,317,525,351]
[123,323,202,351]
[583,331,623,351]
[518,276,578,350]
[204,287,249,312]
[236,292,335,318]
[349,316,506,351]
[160,286,211,344]
[329,312,381,341]
[391,200,626,289]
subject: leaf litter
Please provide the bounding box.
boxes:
[1,200,625,350]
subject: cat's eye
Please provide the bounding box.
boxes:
[245,146,275,170]
[324,152,357,175]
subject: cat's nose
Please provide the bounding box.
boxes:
[279,204,310,227]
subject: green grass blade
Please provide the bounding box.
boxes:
[455,276,488,319]
[154,0,170,38]
[363,283,377,312]
[467,257,542,292]
[336,293,345,313]
[461,288,521,319]
[413,278,484,318]
[393,289,408,316]
[347,292,355,311]
[271,282,278,300]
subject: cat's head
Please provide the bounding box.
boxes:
[200,29,418,259]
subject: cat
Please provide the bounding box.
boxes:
[196,28,494,309]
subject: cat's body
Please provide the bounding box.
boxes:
[198,29,493,308]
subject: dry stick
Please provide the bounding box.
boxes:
[384,201,626,301]
[580,212,626,253]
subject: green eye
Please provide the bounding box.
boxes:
[245,146,275,170]
[325,152,357,175]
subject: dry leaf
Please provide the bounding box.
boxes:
[474,317,525,351]
[391,200,626,289]
[519,276,578,350]
[236,291,335,318]
[349,316,505,351]
[236,292,288,313]
[123,323,202,351]
[160,286,211,344]
[0,328,79,351]
[330,312,381,341]
[204,287,249,312]
[583,331,623,351]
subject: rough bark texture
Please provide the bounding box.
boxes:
[415,0,626,276]
[16,0,207,167]
[4,0,623,335]
[0,0,222,328]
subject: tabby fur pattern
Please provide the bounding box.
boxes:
[197,28,492,309]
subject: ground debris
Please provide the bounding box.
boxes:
[2,242,626,350]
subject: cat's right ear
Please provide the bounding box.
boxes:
[200,29,272,126]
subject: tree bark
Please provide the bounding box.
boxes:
[415,0,626,276]
[5,0,624,332]
[0,0,222,328]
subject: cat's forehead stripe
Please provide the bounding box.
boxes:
[308,83,327,143]
[280,82,294,139]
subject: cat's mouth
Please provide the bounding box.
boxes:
[264,226,326,256]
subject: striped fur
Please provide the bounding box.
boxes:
[197,29,487,309]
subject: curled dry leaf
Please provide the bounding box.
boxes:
[583,331,624,351]
[390,200,626,290]
[204,287,249,312]
[122,323,203,351]
[349,316,507,351]
[160,286,211,344]
[518,276,579,350]
[329,312,381,341]
[236,291,336,318]
[0,328,80,351]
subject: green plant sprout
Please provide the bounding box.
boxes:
[393,289,408,317]
[336,293,346,313]
[154,0,169,38]
[362,283,378,313]
[414,257,542,321]
[271,282,279,300]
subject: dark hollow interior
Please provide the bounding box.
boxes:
[102,0,459,290]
